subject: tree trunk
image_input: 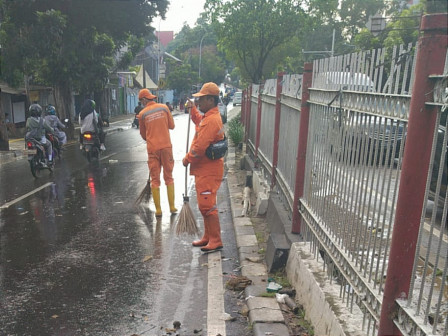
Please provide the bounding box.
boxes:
[54,84,75,140]
[0,90,10,151]
[94,90,108,125]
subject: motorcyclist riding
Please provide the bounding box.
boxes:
[44,105,67,146]
[79,99,106,151]
[25,104,55,165]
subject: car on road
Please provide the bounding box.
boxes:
[233,91,242,106]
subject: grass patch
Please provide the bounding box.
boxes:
[255,231,266,243]
[269,269,291,288]
[261,292,277,298]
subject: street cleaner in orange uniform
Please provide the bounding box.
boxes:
[183,82,225,252]
[138,88,177,216]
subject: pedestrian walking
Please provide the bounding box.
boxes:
[182,82,225,252]
[138,88,177,217]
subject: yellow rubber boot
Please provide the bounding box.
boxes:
[151,187,162,217]
[167,184,178,213]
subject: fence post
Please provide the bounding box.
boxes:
[271,72,285,188]
[241,89,246,124]
[254,84,263,167]
[244,85,252,143]
[378,13,448,335]
[292,63,313,234]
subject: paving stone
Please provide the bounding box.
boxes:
[236,234,258,247]
[247,297,284,323]
[253,322,290,336]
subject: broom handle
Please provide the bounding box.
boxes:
[185,105,192,195]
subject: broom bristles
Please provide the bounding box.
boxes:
[176,198,199,236]
[135,181,151,205]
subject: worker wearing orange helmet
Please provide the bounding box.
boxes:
[138,88,177,216]
[183,82,225,252]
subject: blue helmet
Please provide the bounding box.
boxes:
[46,105,56,115]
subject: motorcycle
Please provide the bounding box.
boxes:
[46,132,61,160]
[132,114,139,128]
[24,138,53,178]
[81,131,101,162]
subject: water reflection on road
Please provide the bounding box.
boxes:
[0,113,207,335]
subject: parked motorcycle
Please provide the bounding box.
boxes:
[24,138,53,178]
[81,131,101,162]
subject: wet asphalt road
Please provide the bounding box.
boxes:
[0,112,245,336]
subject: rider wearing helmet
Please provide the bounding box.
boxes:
[79,99,106,151]
[25,104,55,165]
[44,105,67,145]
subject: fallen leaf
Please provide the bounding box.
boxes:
[51,315,59,319]
[142,255,153,262]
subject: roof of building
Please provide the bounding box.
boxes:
[155,31,174,48]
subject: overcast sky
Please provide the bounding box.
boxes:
[157,0,207,34]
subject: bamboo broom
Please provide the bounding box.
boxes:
[135,174,151,205]
[176,105,199,236]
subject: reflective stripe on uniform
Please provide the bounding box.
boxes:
[141,106,169,120]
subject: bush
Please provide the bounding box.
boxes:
[227,115,244,146]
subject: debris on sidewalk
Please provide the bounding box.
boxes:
[241,186,251,216]
[266,281,283,293]
[225,275,252,291]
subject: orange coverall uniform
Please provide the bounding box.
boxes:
[138,101,175,188]
[186,105,225,216]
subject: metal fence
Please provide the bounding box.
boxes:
[240,13,447,336]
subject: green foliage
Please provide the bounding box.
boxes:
[227,115,244,146]
[205,0,305,83]
[260,292,277,298]
[352,3,424,52]
[0,0,167,96]
[166,63,198,94]
[339,0,385,41]
[165,23,227,89]
[269,270,291,288]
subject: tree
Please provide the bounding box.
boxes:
[166,62,198,96]
[205,0,305,83]
[165,23,227,88]
[352,2,425,51]
[0,0,167,139]
[339,0,385,42]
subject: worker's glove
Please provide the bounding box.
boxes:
[182,157,189,167]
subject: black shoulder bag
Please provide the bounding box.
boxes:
[206,135,228,160]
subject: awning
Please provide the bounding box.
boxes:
[0,82,24,95]
[135,66,158,89]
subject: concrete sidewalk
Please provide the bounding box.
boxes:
[224,107,290,336]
